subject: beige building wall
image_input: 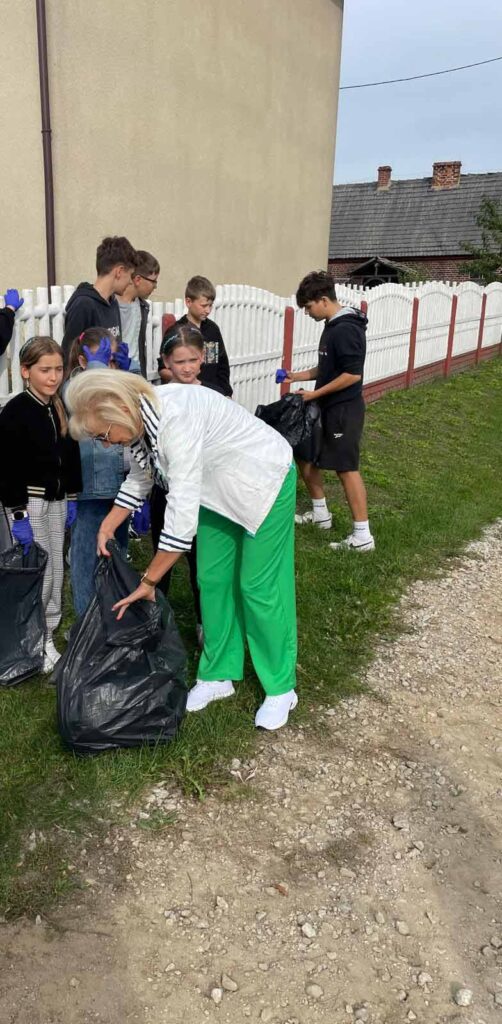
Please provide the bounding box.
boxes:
[1,0,343,298]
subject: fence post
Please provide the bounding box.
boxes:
[444,294,458,377]
[406,296,420,388]
[361,299,368,317]
[280,305,295,395]
[475,293,487,364]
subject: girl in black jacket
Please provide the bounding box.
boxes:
[0,337,82,672]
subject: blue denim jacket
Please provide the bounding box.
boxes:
[78,438,125,500]
[63,368,126,501]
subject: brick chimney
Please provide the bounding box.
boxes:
[377,165,392,190]
[431,161,461,189]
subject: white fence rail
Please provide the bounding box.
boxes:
[1,281,501,409]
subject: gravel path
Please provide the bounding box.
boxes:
[1,524,502,1024]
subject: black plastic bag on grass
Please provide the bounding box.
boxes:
[54,541,187,755]
[0,542,47,686]
[255,393,321,449]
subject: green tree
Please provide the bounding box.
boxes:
[463,198,502,284]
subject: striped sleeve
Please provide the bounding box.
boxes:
[155,411,205,553]
[114,451,152,512]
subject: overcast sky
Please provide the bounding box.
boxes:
[334,0,502,183]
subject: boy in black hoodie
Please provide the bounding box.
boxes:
[62,236,138,364]
[158,275,232,396]
[288,270,374,552]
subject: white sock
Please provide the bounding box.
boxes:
[312,498,329,518]
[353,519,371,540]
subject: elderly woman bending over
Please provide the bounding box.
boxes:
[65,370,298,731]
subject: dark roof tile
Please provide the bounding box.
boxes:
[329,172,502,259]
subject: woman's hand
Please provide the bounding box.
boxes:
[97,522,116,556]
[297,388,316,402]
[112,582,156,620]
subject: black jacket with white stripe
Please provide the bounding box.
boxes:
[0,390,82,510]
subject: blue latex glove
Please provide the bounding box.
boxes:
[113,341,131,371]
[83,336,112,366]
[132,500,151,536]
[12,515,34,554]
[4,288,24,311]
[65,499,77,529]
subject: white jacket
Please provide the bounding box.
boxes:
[115,384,293,552]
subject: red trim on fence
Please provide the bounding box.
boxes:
[363,371,408,403]
[413,359,447,384]
[444,294,458,377]
[161,312,176,338]
[475,293,487,365]
[280,306,295,396]
[478,342,501,361]
[363,344,501,404]
[406,296,420,388]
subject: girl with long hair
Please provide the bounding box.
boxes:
[0,337,82,671]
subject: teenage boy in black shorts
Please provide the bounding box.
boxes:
[287,270,374,552]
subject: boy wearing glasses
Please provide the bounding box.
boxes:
[62,236,138,365]
[117,250,160,376]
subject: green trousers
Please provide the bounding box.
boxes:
[197,465,297,695]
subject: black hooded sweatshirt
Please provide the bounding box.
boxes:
[315,307,368,407]
[0,307,15,356]
[62,283,122,363]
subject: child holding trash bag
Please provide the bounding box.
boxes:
[65,370,298,732]
[0,337,82,672]
[63,328,132,616]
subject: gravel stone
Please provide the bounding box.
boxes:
[417,971,433,987]
[306,984,324,999]
[453,988,473,1006]
[301,922,317,939]
[221,974,238,992]
[395,920,411,935]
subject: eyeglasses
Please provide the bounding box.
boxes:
[94,423,113,443]
[139,275,158,287]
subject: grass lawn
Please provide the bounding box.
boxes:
[1,358,502,918]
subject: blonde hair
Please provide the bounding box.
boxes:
[65,368,158,441]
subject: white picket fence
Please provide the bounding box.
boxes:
[1,281,501,409]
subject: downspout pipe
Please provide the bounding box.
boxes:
[36,0,56,288]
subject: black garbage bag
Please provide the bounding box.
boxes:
[255,393,321,448]
[54,541,187,755]
[0,542,47,686]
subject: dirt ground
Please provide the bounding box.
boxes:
[1,524,501,1024]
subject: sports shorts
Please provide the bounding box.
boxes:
[316,395,365,472]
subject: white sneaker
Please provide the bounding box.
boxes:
[42,638,61,673]
[255,690,298,731]
[295,510,332,530]
[329,533,375,553]
[186,679,235,712]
